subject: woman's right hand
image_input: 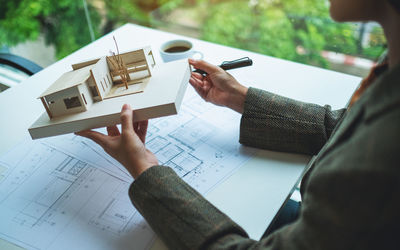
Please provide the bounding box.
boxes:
[188,59,248,114]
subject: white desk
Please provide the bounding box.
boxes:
[0,23,360,249]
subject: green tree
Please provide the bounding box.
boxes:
[362,26,386,60]
[102,0,183,33]
[0,0,101,59]
[0,0,386,64]
[201,0,330,66]
[200,0,385,68]
[0,0,179,59]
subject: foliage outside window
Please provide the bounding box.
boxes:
[0,0,386,75]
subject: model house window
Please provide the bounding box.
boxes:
[63,96,82,109]
[81,93,87,105]
[100,80,105,91]
[107,75,113,86]
[148,51,156,67]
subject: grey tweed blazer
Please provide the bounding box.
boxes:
[129,63,400,250]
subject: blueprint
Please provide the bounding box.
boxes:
[0,87,256,249]
[41,133,131,182]
[0,141,153,250]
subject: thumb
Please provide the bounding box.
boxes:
[189,59,221,75]
[120,104,134,134]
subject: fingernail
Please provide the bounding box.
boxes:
[188,58,196,63]
[122,104,131,111]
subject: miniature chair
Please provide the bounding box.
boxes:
[0,53,42,92]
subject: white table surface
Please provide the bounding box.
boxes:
[0,23,361,249]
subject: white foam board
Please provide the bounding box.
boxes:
[29,59,191,139]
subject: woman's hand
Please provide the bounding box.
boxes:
[76,104,158,179]
[189,59,248,113]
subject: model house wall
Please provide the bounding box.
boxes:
[78,80,94,108]
[90,56,112,100]
[107,47,155,83]
[40,65,95,118]
[44,86,88,118]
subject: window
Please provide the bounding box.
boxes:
[63,96,82,109]
[1,0,386,78]
[150,0,386,77]
[100,80,105,91]
[148,51,156,67]
[107,74,113,86]
[81,93,87,105]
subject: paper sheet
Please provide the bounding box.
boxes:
[0,141,154,250]
[0,87,256,250]
[41,132,131,182]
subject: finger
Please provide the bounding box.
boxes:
[75,130,109,149]
[129,111,143,142]
[190,74,205,87]
[189,78,207,99]
[107,125,120,136]
[120,104,134,134]
[191,72,204,81]
[137,120,148,143]
[189,59,221,75]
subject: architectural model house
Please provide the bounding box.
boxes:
[39,47,155,119]
[29,46,191,139]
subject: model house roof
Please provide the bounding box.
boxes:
[39,65,93,98]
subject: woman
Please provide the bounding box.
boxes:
[77,0,400,249]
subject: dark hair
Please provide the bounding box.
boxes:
[388,0,400,12]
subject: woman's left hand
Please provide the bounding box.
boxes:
[76,104,158,179]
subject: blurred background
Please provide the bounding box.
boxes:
[0,0,387,91]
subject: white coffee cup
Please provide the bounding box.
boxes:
[160,39,203,62]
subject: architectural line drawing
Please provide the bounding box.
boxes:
[0,141,154,250]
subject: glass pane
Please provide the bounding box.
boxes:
[0,0,386,79]
[152,0,386,77]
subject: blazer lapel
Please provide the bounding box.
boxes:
[300,96,365,194]
[317,100,365,160]
[300,63,400,196]
[318,63,400,160]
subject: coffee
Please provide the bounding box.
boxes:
[164,46,190,53]
[160,39,203,62]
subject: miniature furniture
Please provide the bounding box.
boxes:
[0,24,361,249]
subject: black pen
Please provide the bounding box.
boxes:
[193,57,253,75]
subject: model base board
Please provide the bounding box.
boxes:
[29,59,191,139]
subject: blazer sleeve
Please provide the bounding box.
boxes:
[130,162,400,250]
[129,166,309,250]
[240,87,345,155]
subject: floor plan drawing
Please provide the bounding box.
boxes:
[41,135,131,182]
[0,141,154,250]
[135,87,257,194]
[88,181,147,235]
